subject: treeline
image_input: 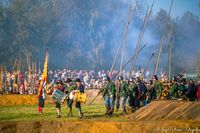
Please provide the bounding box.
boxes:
[0,0,199,74]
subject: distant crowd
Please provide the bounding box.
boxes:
[0,68,200,104]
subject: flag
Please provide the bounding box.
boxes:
[38,49,49,97]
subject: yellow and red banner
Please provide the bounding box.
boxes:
[38,49,48,97]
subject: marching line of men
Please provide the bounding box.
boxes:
[100,75,200,116]
[37,74,200,118]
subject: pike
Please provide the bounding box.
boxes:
[196,61,199,81]
[142,53,155,75]
[119,2,138,75]
[130,0,154,74]
[88,43,147,105]
[12,59,18,72]
[169,25,173,84]
[0,65,2,93]
[196,51,199,81]
[154,0,173,75]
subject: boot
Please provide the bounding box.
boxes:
[108,108,114,115]
[121,108,127,115]
[56,108,61,118]
[78,108,83,118]
[105,106,110,115]
[67,108,73,117]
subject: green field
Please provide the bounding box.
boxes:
[0,103,128,122]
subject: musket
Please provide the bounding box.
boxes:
[88,92,101,105]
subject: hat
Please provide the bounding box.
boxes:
[75,78,81,82]
[129,78,134,82]
[118,75,123,81]
[57,80,64,85]
[65,78,72,83]
[105,76,110,81]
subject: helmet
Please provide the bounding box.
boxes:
[105,75,110,81]
[117,75,123,81]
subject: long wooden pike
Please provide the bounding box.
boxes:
[110,36,123,76]
[196,52,199,81]
[154,0,173,75]
[0,65,2,92]
[168,25,173,84]
[89,44,147,106]
[109,1,138,76]
[119,2,138,75]
[12,59,18,72]
[130,0,154,74]
[142,53,155,76]
[112,43,147,80]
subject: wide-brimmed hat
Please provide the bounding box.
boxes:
[57,80,64,85]
[65,78,72,83]
[75,78,81,83]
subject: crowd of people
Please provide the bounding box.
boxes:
[1,68,200,117]
[0,69,132,94]
[101,74,200,115]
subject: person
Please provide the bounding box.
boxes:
[197,79,200,101]
[37,79,46,114]
[185,79,197,101]
[118,76,129,115]
[53,82,65,118]
[101,76,116,115]
[169,77,179,99]
[152,75,162,99]
[64,78,75,117]
[115,76,121,112]
[147,80,156,101]
[75,78,84,118]
[128,78,138,112]
[178,78,187,100]
[135,77,147,107]
[161,79,170,99]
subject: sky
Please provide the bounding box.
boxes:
[147,0,200,18]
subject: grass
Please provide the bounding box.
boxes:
[0,102,129,122]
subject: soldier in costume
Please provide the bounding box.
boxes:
[178,78,187,100]
[135,77,147,107]
[185,79,197,101]
[152,75,163,99]
[101,76,116,115]
[128,78,139,112]
[75,78,84,118]
[117,76,129,115]
[54,80,65,118]
[64,78,75,117]
[169,77,179,99]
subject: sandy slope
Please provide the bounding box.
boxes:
[130,100,200,121]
